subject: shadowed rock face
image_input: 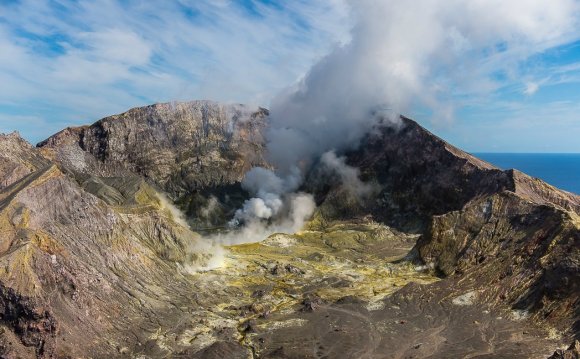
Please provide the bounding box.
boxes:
[418,190,579,329]
[0,102,579,358]
[343,119,580,337]
[313,117,578,230]
[548,340,580,358]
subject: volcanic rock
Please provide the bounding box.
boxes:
[548,340,580,359]
[0,102,577,358]
[38,101,269,227]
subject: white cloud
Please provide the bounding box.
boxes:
[524,82,540,95]
[0,0,350,142]
[78,29,152,66]
[264,0,580,173]
[0,0,580,153]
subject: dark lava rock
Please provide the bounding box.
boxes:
[285,264,305,275]
[0,284,57,358]
[240,319,256,333]
[548,340,580,359]
[301,295,324,312]
[270,263,305,276]
[251,289,267,298]
[313,116,579,230]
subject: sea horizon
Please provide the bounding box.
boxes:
[473,152,580,195]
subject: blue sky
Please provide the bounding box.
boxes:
[0,0,579,152]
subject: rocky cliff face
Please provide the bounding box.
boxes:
[314,116,579,341]
[1,102,271,356]
[39,101,268,192]
[418,187,579,329]
[38,101,269,228]
[314,117,578,229]
[0,102,578,358]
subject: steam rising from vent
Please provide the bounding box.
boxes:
[157,193,225,271]
[218,192,316,245]
[267,0,580,176]
[157,192,190,228]
[233,0,580,236]
[320,151,377,199]
[184,0,580,266]
[232,167,301,222]
[218,167,315,244]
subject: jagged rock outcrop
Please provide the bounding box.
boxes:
[327,116,580,339]
[315,117,578,229]
[419,189,579,330]
[308,116,578,342]
[549,340,580,358]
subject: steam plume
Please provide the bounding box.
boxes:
[320,151,377,199]
[191,0,580,261]
[269,0,580,173]
[157,193,226,271]
[234,0,580,230]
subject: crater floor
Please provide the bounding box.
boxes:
[141,221,564,358]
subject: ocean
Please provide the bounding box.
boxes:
[474,153,580,195]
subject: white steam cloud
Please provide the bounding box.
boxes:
[221,166,316,245]
[157,193,225,271]
[181,0,580,266]
[235,0,580,233]
[219,192,316,245]
[232,167,301,222]
[268,0,580,174]
[320,151,377,199]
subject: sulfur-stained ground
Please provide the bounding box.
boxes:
[136,220,566,358]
